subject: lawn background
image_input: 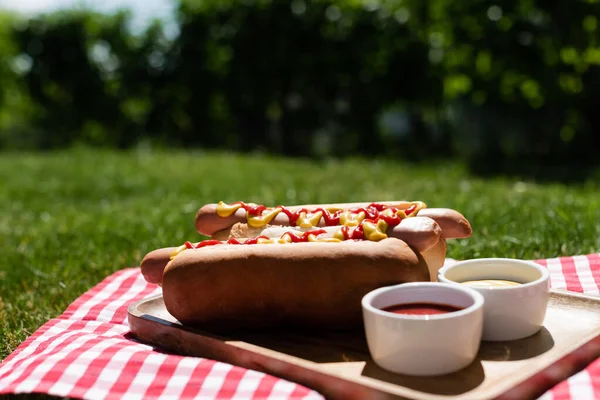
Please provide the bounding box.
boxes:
[1,148,599,361]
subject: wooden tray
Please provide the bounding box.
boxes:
[127,290,600,400]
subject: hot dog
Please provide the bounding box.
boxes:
[214,217,441,252]
[140,222,446,285]
[161,237,431,333]
[195,200,472,243]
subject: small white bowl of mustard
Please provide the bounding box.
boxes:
[438,258,550,341]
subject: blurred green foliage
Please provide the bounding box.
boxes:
[0,0,599,176]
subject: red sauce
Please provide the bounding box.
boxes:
[232,201,267,216]
[194,240,222,248]
[278,206,304,226]
[319,209,342,225]
[282,229,327,242]
[340,225,365,240]
[351,207,380,220]
[381,303,463,316]
[227,235,271,245]
[377,213,401,226]
[229,201,419,229]
[186,229,328,249]
[404,204,418,216]
[368,203,390,211]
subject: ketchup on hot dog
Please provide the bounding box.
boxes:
[183,229,329,250]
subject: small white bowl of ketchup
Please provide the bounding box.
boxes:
[362,282,484,376]
[438,258,550,342]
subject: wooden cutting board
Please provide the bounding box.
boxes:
[127,290,600,400]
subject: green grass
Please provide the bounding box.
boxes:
[1,148,599,361]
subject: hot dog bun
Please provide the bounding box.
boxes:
[421,237,447,281]
[162,237,430,333]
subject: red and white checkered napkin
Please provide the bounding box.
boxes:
[0,254,599,400]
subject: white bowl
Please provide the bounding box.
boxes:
[361,282,484,376]
[438,258,550,342]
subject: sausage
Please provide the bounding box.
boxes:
[213,217,442,253]
[418,208,472,239]
[161,238,431,333]
[195,202,414,236]
[374,216,441,251]
[140,247,178,284]
[195,202,471,240]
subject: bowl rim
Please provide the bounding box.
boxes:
[361,282,485,321]
[437,258,550,290]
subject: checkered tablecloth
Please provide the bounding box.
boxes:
[0,254,599,400]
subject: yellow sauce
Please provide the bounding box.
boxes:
[296,211,323,228]
[247,208,282,228]
[461,279,523,288]
[170,244,189,259]
[215,202,244,217]
[362,219,390,241]
[339,211,366,227]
